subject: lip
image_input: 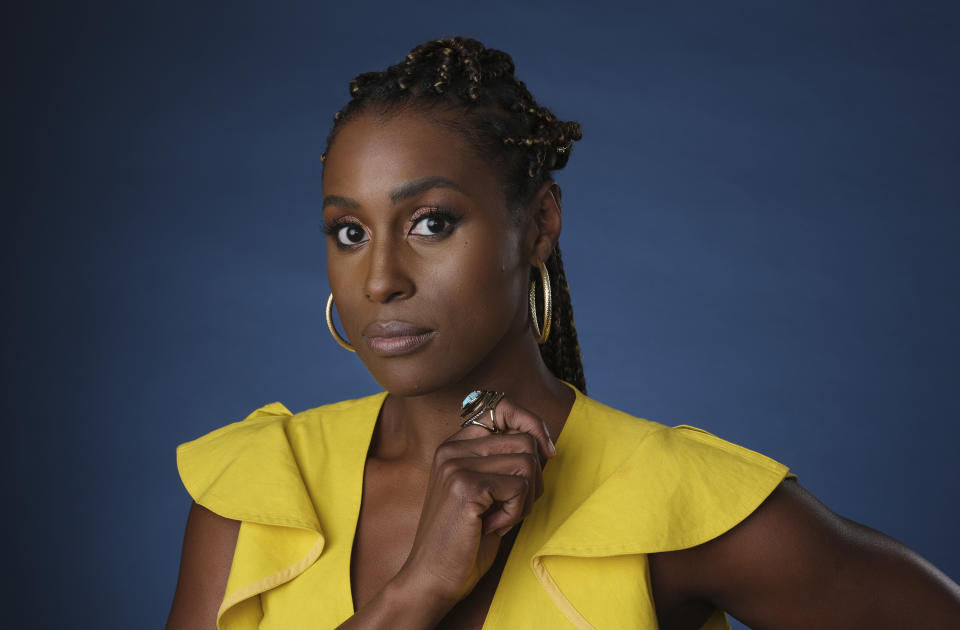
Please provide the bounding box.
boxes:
[361,320,436,357]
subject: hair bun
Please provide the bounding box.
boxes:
[325,36,582,199]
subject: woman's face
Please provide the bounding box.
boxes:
[321,110,534,396]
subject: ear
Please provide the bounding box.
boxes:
[524,180,563,266]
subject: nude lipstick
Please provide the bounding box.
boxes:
[361,320,436,357]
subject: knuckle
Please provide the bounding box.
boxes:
[436,458,458,479]
[434,441,457,462]
[510,452,536,475]
[517,431,537,452]
[497,398,519,422]
[446,468,473,494]
[523,452,539,472]
[511,473,530,493]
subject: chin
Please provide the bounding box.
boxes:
[362,354,475,398]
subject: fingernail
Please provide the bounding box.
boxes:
[548,440,557,457]
[496,525,514,537]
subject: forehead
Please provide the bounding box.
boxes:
[321,111,503,206]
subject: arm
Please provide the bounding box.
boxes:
[166,502,240,630]
[168,398,555,630]
[165,503,444,630]
[650,479,960,629]
[335,572,458,630]
[337,396,556,629]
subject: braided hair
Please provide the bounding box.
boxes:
[322,37,586,393]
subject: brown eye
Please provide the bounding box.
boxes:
[411,215,447,235]
[336,224,368,245]
[409,210,460,237]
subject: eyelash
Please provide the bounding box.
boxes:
[322,208,463,248]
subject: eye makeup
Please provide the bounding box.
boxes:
[322,205,464,249]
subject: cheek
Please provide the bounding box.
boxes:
[429,235,524,334]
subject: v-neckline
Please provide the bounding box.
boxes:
[343,383,584,627]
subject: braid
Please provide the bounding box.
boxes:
[322,37,583,203]
[535,244,586,394]
[323,36,586,392]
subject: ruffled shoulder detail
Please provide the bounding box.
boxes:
[176,394,388,630]
[177,402,321,530]
[177,402,328,629]
[529,392,794,629]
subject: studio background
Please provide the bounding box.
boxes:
[5,1,958,628]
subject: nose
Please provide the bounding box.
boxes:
[363,238,415,303]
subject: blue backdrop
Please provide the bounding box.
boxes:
[6,1,958,628]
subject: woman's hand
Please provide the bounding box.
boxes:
[394,396,557,612]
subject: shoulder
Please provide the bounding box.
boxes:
[175,392,386,525]
[527,392,799,627]
[651,478,960,628]
[572,392,791,498]
[572,391,786,472]
[547,391,794,553]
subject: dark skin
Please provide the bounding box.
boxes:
[167,111,960,629]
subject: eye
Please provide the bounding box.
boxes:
[409,209,461,237]
[335,223,368,246]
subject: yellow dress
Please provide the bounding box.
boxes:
[177,384,793,629]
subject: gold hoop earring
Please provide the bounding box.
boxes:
[529,260,552,345]
[326,293,355,353]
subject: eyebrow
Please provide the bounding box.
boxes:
[322,176,466,210]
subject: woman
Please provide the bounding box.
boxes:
[167,37,960,629]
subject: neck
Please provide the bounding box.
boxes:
[370,331,575,466]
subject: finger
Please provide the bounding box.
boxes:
[433,436,543,508]
[449,396,556,459]
[437,433,546,487]
[441,432,540,458]
[451,414,505,442]
[492,397,556,459]
[435,433,539,474]
[450,469,530,534]
[443,453,543,505]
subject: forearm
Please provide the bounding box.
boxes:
[335,572,455,630]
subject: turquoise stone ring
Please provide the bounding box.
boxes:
[459,390,505,433]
